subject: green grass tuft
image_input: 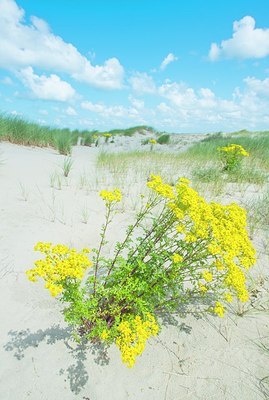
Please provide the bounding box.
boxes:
[157,134,170,145]
[53,131,72,155]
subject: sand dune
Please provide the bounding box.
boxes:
[0,141,268,400]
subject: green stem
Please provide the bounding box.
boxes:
[104,197,159,285]
[93,204,112,294]
[127,202,169,261]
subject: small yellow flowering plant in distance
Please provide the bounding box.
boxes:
[103,133,112,143]
[149,139,157,144]
[218,143,249,172]
[149,138,157,151]
[26,178,256,367]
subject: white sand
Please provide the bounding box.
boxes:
[0,141,268,400]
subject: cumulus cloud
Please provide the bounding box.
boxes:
[160,53,178,70]
[159,82,197,107]
[209,16,269,61]
[80,73,269,131]
[1,76,13,85]
[129,72,156,94]
[128,95,145,109]
[157,102,173,113]
[81,101,138,118]
[65,106,77,116]
[19,67,76,101]
[156,76,269,130]
[38,109,48,115]
[244,76,269,96]
[0,0,124,89]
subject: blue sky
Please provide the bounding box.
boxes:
[0,0,269,133]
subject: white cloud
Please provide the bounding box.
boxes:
[79,74,269,131]
[81,101,126,117]
[81,101,139,118]
[1,76,13,85]
[78,118,95,127]
[244,76,269,96]
[128,95,145,109]
[10,110,21,116]
[0,0,124,89]
[159,82,197,107]
[157,75,269,130]
[209,16,269,61]
[129,72,156,94]
[19,67,76,101]
[157,102,173,113]
[160,53,178,70]
[65,106,77,116]
[38,109,48,115]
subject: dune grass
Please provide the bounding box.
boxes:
[97,150,188,181]
[157,134,170,144]
[0,115,160,153]
[107,125,156,137]
[244,188,269,234]
[0,114,79,153]
[97,131,269,190]
[181,132,269,170]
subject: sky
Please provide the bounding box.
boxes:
[0,0,269,133]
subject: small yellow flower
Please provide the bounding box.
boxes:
[202,270,213,282]
[176,225,185,233]
[34,242,52,253]
[99,189,122,203]
[172,254,183,263]
[178,177,190,185]
[100,330,109,340]
[214,301,225,318]
[224,293,233,303]
[215,260,224,271]
[149,139,157,144]
[199,283,208,293]
[238,290,249,302]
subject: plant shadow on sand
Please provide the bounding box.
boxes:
[3,316,194,395]
[3,324,109,394]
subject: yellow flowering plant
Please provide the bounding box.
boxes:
[26,176,256,367]
[103,133,112,143]
[218,143,249,171]
[149,138,157,151]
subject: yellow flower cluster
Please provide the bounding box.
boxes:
[100,329,109,340]
[202,270,213,282]
[147,174,175,199]
[172,253,183,263]
[218,144,249,157]
[149,139,157,144]
[103,133,112,138]
[147,175,256,314]
[116,314,159,367]
[199,283,208,293]
[26,242,92,297]
[99,189,122,203]
[214,301,225,318]
[224,292,233,303]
